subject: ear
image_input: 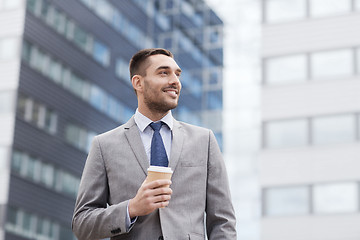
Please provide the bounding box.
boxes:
[132,75,143,93]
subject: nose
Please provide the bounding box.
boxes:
[169,72,180,85]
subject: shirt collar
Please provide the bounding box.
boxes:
[134,109,173,132]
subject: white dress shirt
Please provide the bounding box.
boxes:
[134,109,173,162]
[126,109,174,230]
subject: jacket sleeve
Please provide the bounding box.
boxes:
[206,130,237,240]
[72,136,130,240]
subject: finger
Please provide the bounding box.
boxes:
[151,186,172,196]
[153,200,170,209]
[152,193,171,203]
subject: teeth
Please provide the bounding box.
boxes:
[167,90,177,97]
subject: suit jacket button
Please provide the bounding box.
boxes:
[158,236,164,240]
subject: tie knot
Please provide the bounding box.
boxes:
[150,122,164,132]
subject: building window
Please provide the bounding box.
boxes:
[311,49,353,80]
[5,206,77,240]
[264,186,310,216]
[358,114,360,139]
[205,26,223,47]
[17,94,58,134]
[190,75,202,99]
[1,0,23,10]
[161,35,173,50]
[22,40,133,123]
[264,54,307,85]
[26,0,110,67]
[0,91,15,114]
[312,114,356,145]
[79,0,152,49]
[357,48,360,74]
[155,13,170,31]
[93,40,110,66]
[264,119,308,148]
[53,7,66,34]
[175,106,202,127]
[264,0,307,23]
[115,58,131,85]
[0,147,8,171]
[11,150,80,198]
[310,0,352,17]
[0,37,18,60]
[206,91,223,110]
[313,182,358,214]
[65,123,96,152]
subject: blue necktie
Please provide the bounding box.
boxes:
[150,122,168,167]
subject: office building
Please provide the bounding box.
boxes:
[260,1,360,239]
[0,0,224,239]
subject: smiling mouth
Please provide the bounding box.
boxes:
[163,87,179,97]
[164,89,178,98]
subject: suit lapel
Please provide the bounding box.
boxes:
[169,119,185,172]
[124,117,149,175]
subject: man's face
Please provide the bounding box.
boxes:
[140,54,182,114]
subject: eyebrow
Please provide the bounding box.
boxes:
[156,66,182,73]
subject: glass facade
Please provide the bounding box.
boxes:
[264,186,309,216]
[264,54,307,85]
[1,1,224,239]
[11,150,80,199]
[313,182,358,214]
[264,0,360,23]
[264,47,359,85]
[261,0,360,238]
[17,94,58,135]
[310,0,352,17]
[264,182,360,217]
[264,119,308,148]
[22,40,132,123]
[264,113,360,148]
[312,114,356,145]
[265,0,306,23]
[311,49,353,80]
[27,0,110,67]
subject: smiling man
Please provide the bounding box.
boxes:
[72,48,236,240]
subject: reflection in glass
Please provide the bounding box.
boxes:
[265,186,309,216]
[310,0,351,17]
[93,41,110,66]
[265,54,307,85]
[265,0,306,23]
[311,49,353,80]
[312,114,355,145]
[313,182,358,214]
[265,119,308,148]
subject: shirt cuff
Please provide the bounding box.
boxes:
[126,201,137,232]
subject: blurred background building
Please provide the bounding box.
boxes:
[3,0,360,240]
[206,0,262,239]
[260,0,360,240]
[0,0,224,239]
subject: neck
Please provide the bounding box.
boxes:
[138,106,169,122]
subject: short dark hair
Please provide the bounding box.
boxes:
[129,48,174,80]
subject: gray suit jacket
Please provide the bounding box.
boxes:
[72,117,236,240]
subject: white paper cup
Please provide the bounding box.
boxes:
[146,166,173,187]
